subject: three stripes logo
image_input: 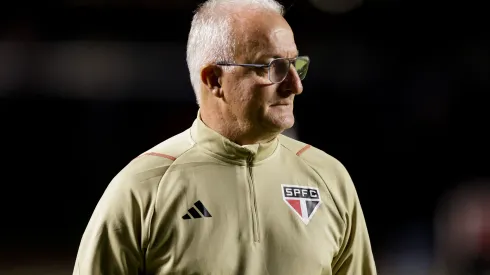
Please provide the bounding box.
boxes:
[182,200,212,219]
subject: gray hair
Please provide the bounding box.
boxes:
[186,0,285,105]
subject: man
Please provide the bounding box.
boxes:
[73,0,377,274]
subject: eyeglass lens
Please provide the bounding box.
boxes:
[270,57,309,83]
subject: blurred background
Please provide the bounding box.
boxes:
[1,0,489,274]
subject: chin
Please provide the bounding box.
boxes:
[266,113,295,132]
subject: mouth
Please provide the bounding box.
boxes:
[271,101,292,107]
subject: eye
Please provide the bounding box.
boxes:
[254,66,268,76]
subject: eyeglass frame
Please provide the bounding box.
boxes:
[215,56,310,84]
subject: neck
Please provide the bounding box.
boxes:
[200,106,278,146]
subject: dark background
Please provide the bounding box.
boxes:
[1,0,489,273]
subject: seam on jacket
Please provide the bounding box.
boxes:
[143,173,165,255]
[280,143,346,227]
[145,143,196,254]
[297,155,349,259]
[300,158,346,227]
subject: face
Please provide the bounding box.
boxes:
[220,10,303,138]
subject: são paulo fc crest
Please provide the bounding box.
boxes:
[282,184,322,225]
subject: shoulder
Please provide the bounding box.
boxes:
[278,134,358,207]
[110,129,195,193]
[86,129,195,243]
[279,134,346,175]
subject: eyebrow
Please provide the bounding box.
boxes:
[256,51,299,62]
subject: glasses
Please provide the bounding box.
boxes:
[216,56,310,84]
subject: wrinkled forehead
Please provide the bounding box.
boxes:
[232,10,298,62]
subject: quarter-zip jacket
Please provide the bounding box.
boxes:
[73,112,377,275]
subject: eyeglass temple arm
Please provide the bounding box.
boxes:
[215,63,269,68]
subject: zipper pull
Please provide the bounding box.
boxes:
[247,154,254,165]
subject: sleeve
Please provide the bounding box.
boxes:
[331,169,377,275]
[73,173,155,275]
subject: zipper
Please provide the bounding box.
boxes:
[247,154,260,243]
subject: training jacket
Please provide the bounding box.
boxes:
[73,112,377,275]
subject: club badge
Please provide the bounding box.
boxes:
[282,184,322,225]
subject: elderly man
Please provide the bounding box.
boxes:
[73,0,377,274]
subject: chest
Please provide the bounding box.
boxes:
[148,162,345,275]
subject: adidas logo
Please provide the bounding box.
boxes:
[182,200,212,219]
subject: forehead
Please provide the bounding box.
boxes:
[233,10,298,61]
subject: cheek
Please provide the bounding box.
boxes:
[224,73,249,101]
[241,84,271,110]
[233,80,257,104]
[226,74,274,109]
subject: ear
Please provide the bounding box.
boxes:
[200,65,224,98]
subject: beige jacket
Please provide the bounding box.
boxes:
[73,113,377,275]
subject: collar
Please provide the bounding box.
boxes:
[190,110,278,163]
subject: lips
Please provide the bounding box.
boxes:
[271,102,292,106]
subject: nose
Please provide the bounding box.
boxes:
[280,66,303,95]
